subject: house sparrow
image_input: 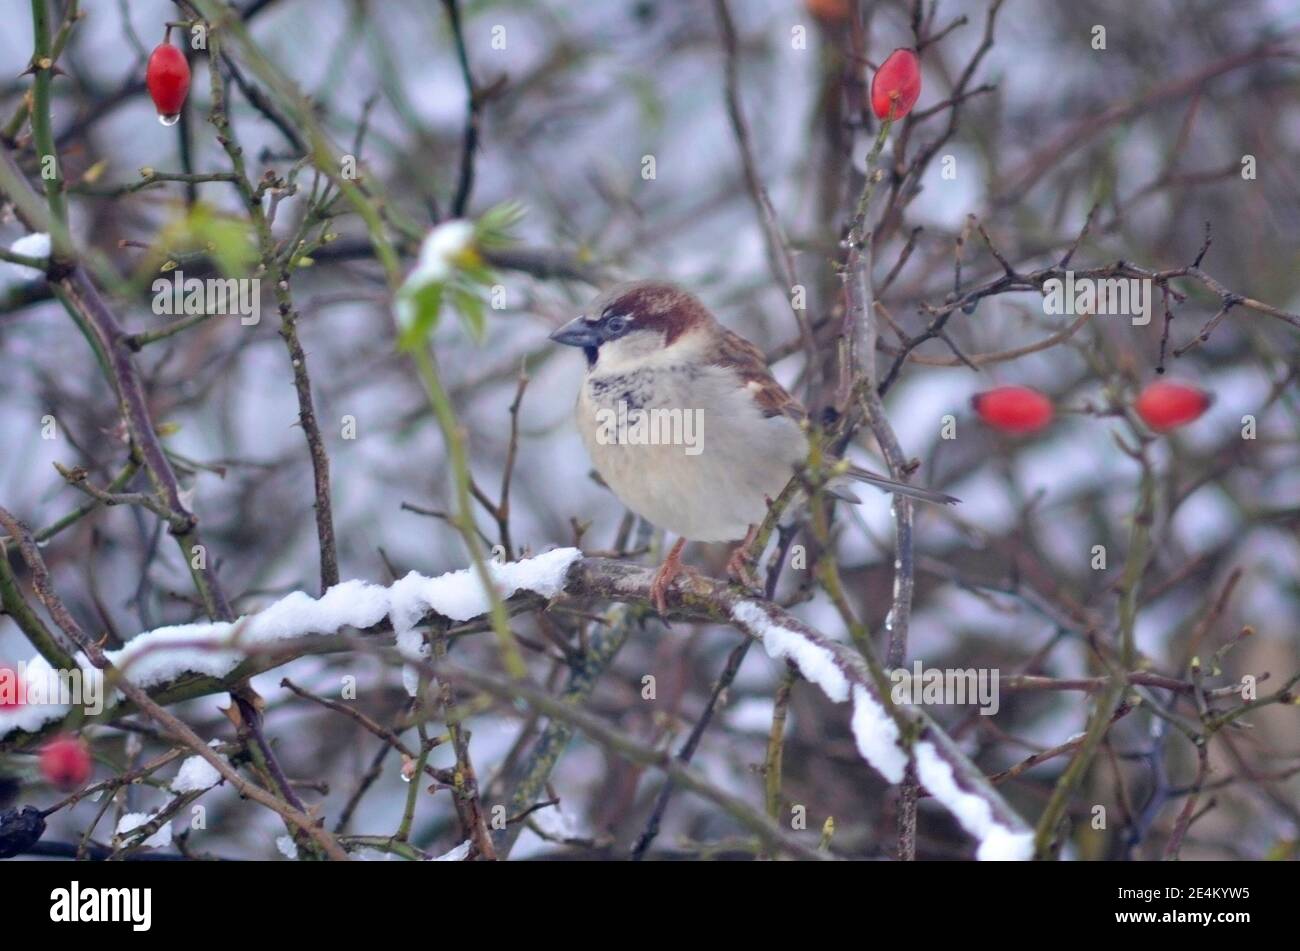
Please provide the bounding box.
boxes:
[550,280,956,613]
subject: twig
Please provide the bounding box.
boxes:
[712,0,817,397]
[0,506,349,860]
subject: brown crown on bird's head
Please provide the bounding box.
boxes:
[549,280,713,364]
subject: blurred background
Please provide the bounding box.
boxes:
[1,0,1298,860]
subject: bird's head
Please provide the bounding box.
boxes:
[549,280,713,370]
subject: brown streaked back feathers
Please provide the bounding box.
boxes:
[709,325,806,423]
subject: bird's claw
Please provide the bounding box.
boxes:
[649,559,699,617]
[650,538,692,617]
[649,563,674,616]
[726,530,760,593]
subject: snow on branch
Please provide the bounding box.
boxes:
[567,558,1035,861]
[729,597,1032,861]
[1,549,1032,860]
[0,548,582,738]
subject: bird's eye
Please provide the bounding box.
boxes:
[605,314,629,335]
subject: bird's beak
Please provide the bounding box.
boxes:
[549,316,602,348]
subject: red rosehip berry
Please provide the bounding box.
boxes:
[871,48,922,120]
[41,735,92,791]
[972,386,1054,434]
[1135,380,1212,432]
[147,40,191,124]
[0,663,21,709]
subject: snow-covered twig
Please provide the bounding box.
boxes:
[1,545,1034,860]
[0,507,350,861]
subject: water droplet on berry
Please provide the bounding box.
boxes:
[158,113,181,127]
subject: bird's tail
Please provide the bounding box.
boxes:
[838,465,959,505]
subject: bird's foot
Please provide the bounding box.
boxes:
[650,537,692,617]
[725,525,760,593]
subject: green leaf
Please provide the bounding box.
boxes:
[395,204,524,349]
[450,285,486,342]
[396,281,444,352]
[474,201,525,251]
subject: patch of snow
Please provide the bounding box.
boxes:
[850,686,907,784]
[171,754,222,793]
[914,740,1032,861]
[115,812,173,849]
[246,579,392,641]
[530,804,584,841]
[276,835,299,859]
[106,621,244,690]
[396,220,477,330]
[0,549,582,740]
[411,220,475,286]
[731,600,849,702]
[0,232,50,283]
[429,839,472,861]
[978,824,1036,862]
[390,547,580,659]
[0,655,70,734]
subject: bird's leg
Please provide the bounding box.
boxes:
[649,537,690,616]
[726,524,760,592]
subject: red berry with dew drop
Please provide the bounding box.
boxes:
[1135,380,1212,432]
[871,48,922,120]
[40,735,93,791]
[147,39,191,124]
[972,386,1054,434]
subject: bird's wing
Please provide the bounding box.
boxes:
[710,326,807,424]
[710,326,957,506]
